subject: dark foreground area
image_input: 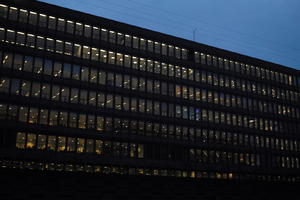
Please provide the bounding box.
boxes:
[0,168,298,200]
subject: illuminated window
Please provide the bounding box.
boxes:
[138,144,144,158]
[16,132,26,149]
[130,143,136,158]
[78,114,86,129]
[132,57,138,69]
[124,55,131,67]
[95,140,103,154]
[147,60,153,72]
[66,137,75,151]
[76,138,85,153]
[53,136,65,152]
[37,134,46,150]
[47,135,56,151]
[0,77,9,93]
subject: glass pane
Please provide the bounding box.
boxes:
[37,134,46,150]
[16,132,26,149]
[47,135,57,151]
[57,136,66,151]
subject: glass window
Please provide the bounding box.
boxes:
[36,36,45,50]
[0,27,5,41]
[175,66,181,78]
[16,31,25,46]
[0,4,8,19]
[13,54,23,70]
[46,38,54,52]
[162,43,167,55]
[38,13,47,27]
[81,66,89,82]
[28,11,37,25]
[91,27,100,40]
[133,36,139,49]
[155,42,161,54]
[131,56,138,69]
[81,46,90,59]
[37,134,46,150]
[51,85,60,101]
[47,135,57,151]
[70,88,79,103]
[57,136,66,151]
[66,20,75,34]
[100,29,108,41]
[48,110,58,126]
[168,45,174,56]
[122,54,130,68]
[69,112,77,128]
[23,56,33,72]
[90,48,99,61]
[75,22,83,35]
[57,18,65,31]
[7,105,17,121]
[147,60,153,72]
[116,53,123,66]
[26,133,36,149]
[147,40,153,52]
[72,65,80,80]
[63,42,72,55]
[117,33,124,45]
[95,140,103,154]
[48,16,56,30]
[0,77,9,93]
[140,38,146,51]
[6,29,15,44]
[79,90,88,105]
[2,52,13,68]
[86,139,94,153]
[20,80,31,97]
[67,137,76,151]
[154,61,160,74]
[16,132,26,149]
[43,59,52,75]
[100,49,107,63]
[10,79,20,95]
[90,68,97,83]
[125,34,131,47]
[78,114,86,129]
[175,47,181,59]
[108,51,115,64]
[84,25,92,38]
[9,7,18,21]
[26,33,35,48]
[39,109,48,125]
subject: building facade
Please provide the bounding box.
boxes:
[0,0,300,192]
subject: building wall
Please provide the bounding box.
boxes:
[0,168,298,200]
[0,0,299,185]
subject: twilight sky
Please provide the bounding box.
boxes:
[39,0,300,70]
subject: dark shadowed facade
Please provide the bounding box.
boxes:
[0,0,300,199]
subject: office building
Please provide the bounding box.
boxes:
[0,0,300,199]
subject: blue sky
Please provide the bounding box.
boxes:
[39,0,300,70]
